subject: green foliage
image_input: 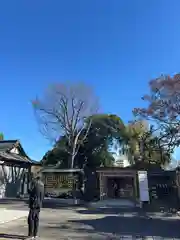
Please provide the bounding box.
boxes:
[41,115,171,169]
[42,136,69,167]
[124,121,171,166]
[42,114,125,168]
[0,133,4,140]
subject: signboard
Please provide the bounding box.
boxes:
[138,171,149,202]
[44,174,75,196]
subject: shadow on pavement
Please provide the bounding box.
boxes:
[76,207,177,218]
[0,199,26,204]
[68,215,180,238]
[47,214,180,238]
[76,207,140,215]
[0,233,26,239]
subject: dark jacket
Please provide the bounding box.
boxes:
[29,180,44,209]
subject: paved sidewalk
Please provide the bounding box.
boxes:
[0,209,28,224]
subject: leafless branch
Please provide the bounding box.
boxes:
[32,81,99,168]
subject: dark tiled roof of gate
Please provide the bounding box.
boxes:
[0,140,33,164]
[0,140,17,151]
[0,151,31,163]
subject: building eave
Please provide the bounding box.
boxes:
[41,168,82,173]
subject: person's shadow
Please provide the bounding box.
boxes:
[0,233,26,239]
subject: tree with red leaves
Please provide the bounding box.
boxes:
[133,73,180,154]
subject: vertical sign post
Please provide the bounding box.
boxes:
[138,171,149,207]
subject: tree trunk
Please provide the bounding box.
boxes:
[70,141,78,169]
[71,154,75,169]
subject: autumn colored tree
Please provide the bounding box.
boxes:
[133,73,180,153]
[124,121,149,164]
[119,120,170,166]
[32,81,99,169]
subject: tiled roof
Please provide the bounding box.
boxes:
[0,140,17,151]
[31,160,42,166]
[0,151,31,163]
[0,140,32,164]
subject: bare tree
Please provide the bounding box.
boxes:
[32,81,99,168]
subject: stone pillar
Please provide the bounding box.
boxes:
[22,170,29,195]
[176,171,180,199]
[103,176,107,199]
[99,173,102,200]
[99,173,107,200]
[27,167,31,191]
[24,172,27,194]
[134,173,137,199]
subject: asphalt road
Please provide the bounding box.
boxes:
[0,205,179,239]
[0,200,180,239]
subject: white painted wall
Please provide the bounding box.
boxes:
[0,165,28,198]
[10,147,20,154]
[114,154,130,167]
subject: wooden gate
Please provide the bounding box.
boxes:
[148,170,178,210]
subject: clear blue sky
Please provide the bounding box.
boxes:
[1,0,180,161]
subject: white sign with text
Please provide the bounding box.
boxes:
[138,171,149,202]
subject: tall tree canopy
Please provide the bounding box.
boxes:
[42,114,126,168]
[119,121,170,166]
[123,121,149,164]
[42,114,170,168]
[32,81,99,168]
[133,74,180,156]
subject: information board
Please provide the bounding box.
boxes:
[138,171,149,202]
[44,174,74,195]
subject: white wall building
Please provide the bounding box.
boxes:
[113,153,130,168]
[0,140,35,198]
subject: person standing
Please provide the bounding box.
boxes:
[27,176,44,239]
[113,181,119,198]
